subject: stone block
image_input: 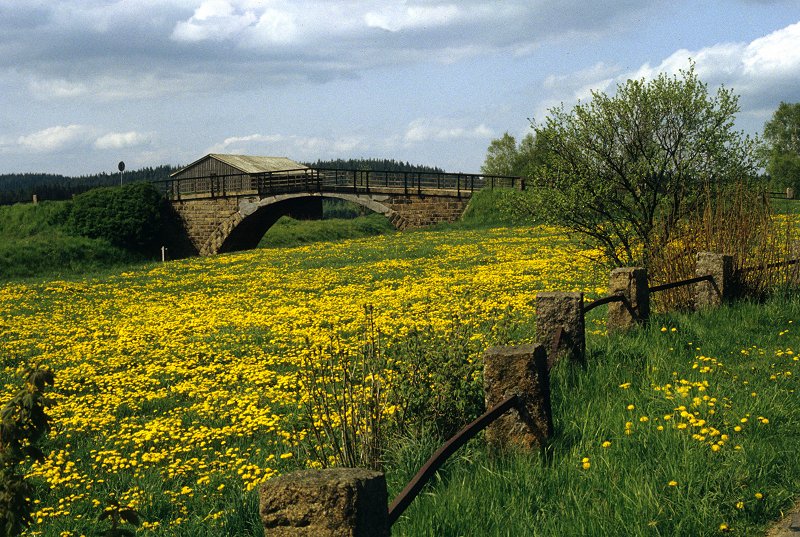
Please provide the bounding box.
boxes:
[535,291,585,367]
[259,468,389,537]
[483,344,552,452]
[695,252,734,309]
[607,267,649,331]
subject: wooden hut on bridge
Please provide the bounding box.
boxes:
[170,154,309,197]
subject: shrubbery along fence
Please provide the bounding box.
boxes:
[257,251,799,536]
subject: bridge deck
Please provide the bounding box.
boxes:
[155,168,525,200]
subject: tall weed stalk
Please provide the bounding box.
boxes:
[296,308,487,470]
[298,306,390,470]
[650,182,798,311]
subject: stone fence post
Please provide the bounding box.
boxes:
[483,344,552,452]
[535,291,585,367]
[787,187,795,200]
[607,267,649,332]
[695,252,734,309]
[259,468,389,536]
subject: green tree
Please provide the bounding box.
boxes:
[481,132,550,177]
[763,101,800,189]
[481,132,519,176]
[529,64,761,267]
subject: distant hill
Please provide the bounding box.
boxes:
[0,165,177,205]
[305,158,444,173]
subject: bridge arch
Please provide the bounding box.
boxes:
[203,192,408,256]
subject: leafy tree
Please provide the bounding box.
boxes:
[481,133,519,176]
[67,182,164,253]
[763,101,800,190]
[528,64,761,267]
[481,132,551,178]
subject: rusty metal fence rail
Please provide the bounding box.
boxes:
[387,394,520,525]
[740,258,800,275]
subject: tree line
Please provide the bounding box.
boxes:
[305,158,444,173]
[0,166,177,206]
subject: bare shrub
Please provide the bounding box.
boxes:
[650,182,798,311]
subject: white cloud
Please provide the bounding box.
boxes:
[171,0,258,42]
[27,73,218,102]
[364,4,461,32]
[17,125,94,152]
[742,20,800,77]
[2,0,668,97]
[94,131,151,150]
[404,118,493,143]
[206,132,368,159]
[536,21,800,132]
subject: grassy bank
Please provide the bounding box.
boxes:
[0,189,512,281]
[258,213,394,248]
[0,201,141,281]
[391,293,800,536]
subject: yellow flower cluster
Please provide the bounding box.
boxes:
[0,226,603,531]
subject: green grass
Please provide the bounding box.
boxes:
[0,201,143,281]
[258,213,394,248]
[770,197,800,215]
[389,294,800,536]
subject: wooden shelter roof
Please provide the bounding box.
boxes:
[171,154,307,177]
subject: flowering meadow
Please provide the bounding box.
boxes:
[0,225,605,536]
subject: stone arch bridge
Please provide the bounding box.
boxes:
[158,168,523,256]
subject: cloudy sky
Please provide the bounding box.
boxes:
[1,0,799,176]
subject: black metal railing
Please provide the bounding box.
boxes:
[153,168,525,201]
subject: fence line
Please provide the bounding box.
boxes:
[648,274,714,293]
[258,251,800,534]
[740,257,800,274]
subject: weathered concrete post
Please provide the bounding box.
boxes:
[483,344,552,452]
[259,468,389,537]
[607,267,650,331]
[695,252,734,309]
[535,291,585,367]
[787,187,795,200]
